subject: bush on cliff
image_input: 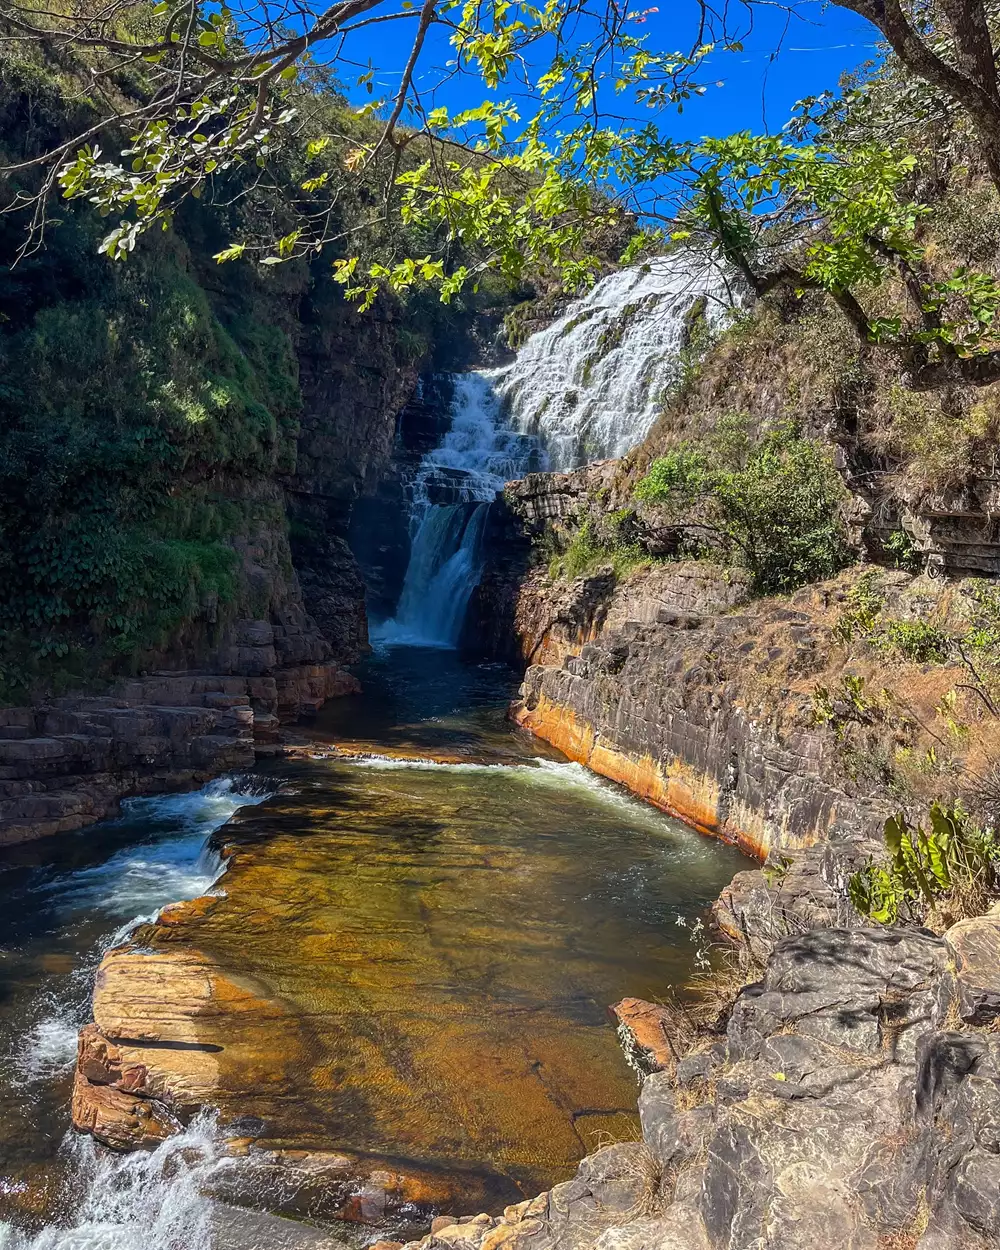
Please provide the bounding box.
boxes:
[849,803,999,928]
[547,512,648,582]
[635,417,852,595]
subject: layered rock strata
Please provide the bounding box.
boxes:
[510,569,885,862]
[0,624,358,846]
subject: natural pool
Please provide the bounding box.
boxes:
[0,648,749,1246]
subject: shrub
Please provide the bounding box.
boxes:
[834,569,885,642]
[880,619,951,664]
[883,528,922,572]
[635,418,852,595]
[833,574,954,665]
[848,803,998,926]
[634,447,709,504]
[548,514,648,582]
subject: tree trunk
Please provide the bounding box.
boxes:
[835,0,1000,195]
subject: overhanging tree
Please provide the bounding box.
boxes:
[4,0,1000,384]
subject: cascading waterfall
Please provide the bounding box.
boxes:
[376,372,538,647]
[489,255,734,470]
[376,253,731,647]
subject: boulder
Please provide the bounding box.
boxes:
[612,997,681,1074]
[945,907,1000,1024]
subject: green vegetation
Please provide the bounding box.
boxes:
[881,620,952,665]
[883,529,922,573]
[812,673,889,737]
[833,571,885,643]
[834,575,1000,680]
[547,512,648,583]
[0,38,527,703]
[6,0,1000,405]
[635,417,852,595]
[849,804,998,927]
[0,188,308,700]
[834,574,952,663]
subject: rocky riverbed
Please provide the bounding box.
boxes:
[1,648,747,1244]
[393,914,1000,1250]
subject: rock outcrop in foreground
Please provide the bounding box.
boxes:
[400,915,1000,1249]
[459,468,1000,1247]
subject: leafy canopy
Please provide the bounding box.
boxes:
[9,0,1000,389]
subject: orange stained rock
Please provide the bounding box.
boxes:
[611,997,678,1072]
[513,694,770,861]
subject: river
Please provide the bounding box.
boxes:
[0,646,748,1247]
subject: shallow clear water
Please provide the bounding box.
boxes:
[0,649,749,1245]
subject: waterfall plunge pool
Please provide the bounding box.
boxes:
[0,649,750,1247]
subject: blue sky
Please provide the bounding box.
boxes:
[338,1,882,140]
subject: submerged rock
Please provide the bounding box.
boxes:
[396,925,1000,1250]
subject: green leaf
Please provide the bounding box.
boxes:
[213,242,246,263]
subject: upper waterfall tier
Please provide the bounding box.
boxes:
[405,372,539,527]
[490,255,733,471]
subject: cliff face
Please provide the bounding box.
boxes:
[507,565,881,863]
[0,192,435,843]
[288,284,424,658]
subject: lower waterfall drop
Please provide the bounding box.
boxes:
[376,372,538,647]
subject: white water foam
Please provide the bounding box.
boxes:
[376,373,538,648]
[15,1014,81,1083]
[0,1116,225,1250]
[489,255,734,469]
[54,779,269,920]
[10,779,273,1088]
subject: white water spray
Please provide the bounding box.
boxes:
[0,1117,224,1250]
[489,256,733,469]
[376,373,537,647]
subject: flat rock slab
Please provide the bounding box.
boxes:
[210,1205,351,1250]
[946,907,1000,1024]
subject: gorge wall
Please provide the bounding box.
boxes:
[0,117,466,845]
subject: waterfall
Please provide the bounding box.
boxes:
[488,254,733,470]
[375,254,731,647]
[375,373,538,647]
